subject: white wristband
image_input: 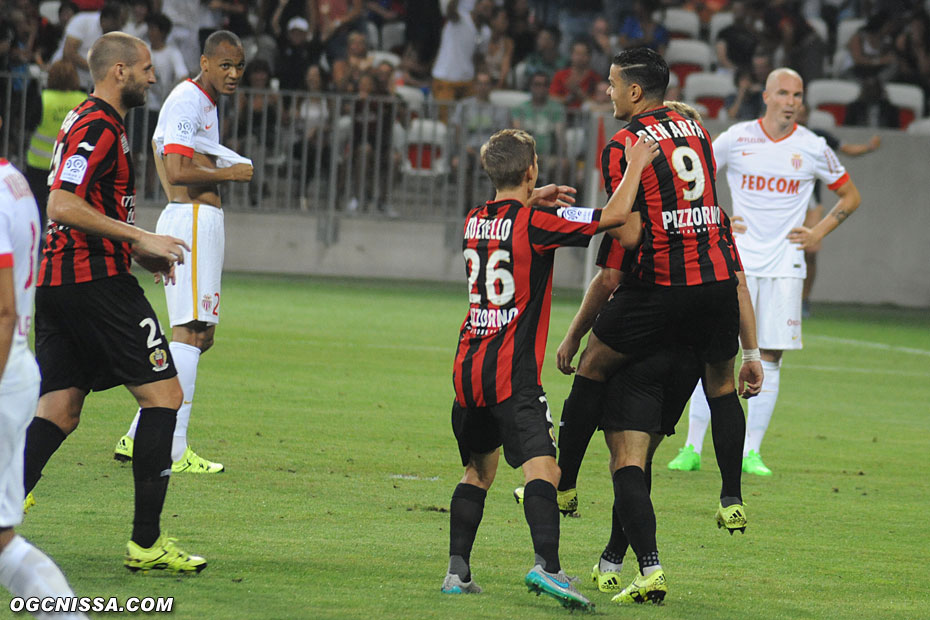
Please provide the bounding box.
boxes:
[742,348,761,363]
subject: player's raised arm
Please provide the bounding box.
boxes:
[596,134,658,231]
[163,150,253,185]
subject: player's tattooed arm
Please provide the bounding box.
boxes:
[788,178,861,250]
[832,208,849,223]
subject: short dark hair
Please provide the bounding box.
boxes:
[480,129,536,190]
[146,12,172,37]
[203,30,243,57]
[100,0,127,22]
[88,32,142,84]
[611,47,669,101]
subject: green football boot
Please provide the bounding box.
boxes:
[742,450,772,476]
[667,444,700,471]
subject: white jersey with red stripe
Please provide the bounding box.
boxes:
[153,79,220,159]
[713,119,850,278]
[0,159,41,384]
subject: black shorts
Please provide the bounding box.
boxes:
[600,347,703,435]
[35,274,177,395]
[592,277,740,364]
[451,385,557,469]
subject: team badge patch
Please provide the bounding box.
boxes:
[201,294,212,314]
[791,153,803,170]
[556,207,595,223]
[176,120,194,142]
[59,155,88,185]
[150,348,170,372]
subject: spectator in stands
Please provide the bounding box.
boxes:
[549,39,599,109]
[162,0,204,74]
[398,43,432,93]
[511,71,567,184]
[482,7,514,89]
[588,16,613,78]
[124,0,150,40]
[522,26,567,84]
[336,30,374,90]
[893,6,930,103]
[558,0,602,57]
[452,70,511,207]
[774,11,827,83]
[345,70,397,214]
[367,0,403,30]
[582,79,614,115]
[844,74,901,128]
[431,0,494,109]
[506,0,536,66]
[724,52,771,120]
[204,0,253,40]
[275,17,323,92]
[376,59,399,94]
[715,0,761,76]
[839,10,899,81]
[316,0,365,73]
[34,0,77,67]
[25,60,85,237]
[293,64,333,182]
[618,0,669,56]
[404,0,443,66]
[51,0,127,89]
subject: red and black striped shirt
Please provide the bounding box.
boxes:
[39,96,136,287]
[595,235,633,272]
[601,106,742,286]
[453,200,601,408]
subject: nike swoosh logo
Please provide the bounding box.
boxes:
[741,151,754,156]
[546,576,570,588]
[205,124,214,130]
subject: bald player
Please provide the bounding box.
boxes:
[668,68,862,476]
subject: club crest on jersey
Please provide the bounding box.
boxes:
[791,153,803,170]
[149,348,169,372]
[556,207,595,223]
[202,294,212,313]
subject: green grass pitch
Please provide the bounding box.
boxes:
[7,273,930,619]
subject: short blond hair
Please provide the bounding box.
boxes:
[480,129,537,190]
[88,32,145,84]
[664,100,703,122]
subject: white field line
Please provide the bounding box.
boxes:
[807,334,930,357]
[789,363,930,378]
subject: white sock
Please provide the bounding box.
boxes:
[169,341,201,462]
[744,359,781,456]
[599,558,622,574]
[0,535,87,620]
[126,409,140,440]
[684,381,711,455]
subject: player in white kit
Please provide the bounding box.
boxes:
[0,152,88,620]
[114,31,252,473]
[667,68,861,476]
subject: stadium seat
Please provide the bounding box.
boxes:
[511,60,529,90]
[806,108,836,130]
[664,39,713,89]
[906,116,930,135]
[39,0,60,23]
[381,22,406,52]
[395,85,426,110]
[564,126,587,160]
[682,71,735,119]
[488,89,531,109]
[836,18,865,52]
[403,119,449,176]
[364,21,380,50]
[708,11,734,43]
[370,50,401,68]
[885,82,925,130]
[657,7,701,39]
[806,79,860,125]
[807,16,828,43]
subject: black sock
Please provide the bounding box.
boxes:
[603,496,629,561]
[131,407,177,548]
[448,483,486,580]
[708,391,745,502]
[557,375,606,492]
[23,417,67,494]
[613,465,658,574]
[522,479,560,573]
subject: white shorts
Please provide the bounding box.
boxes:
[156,203,225,327]
[0,350,40,528]
[746,275,803,350]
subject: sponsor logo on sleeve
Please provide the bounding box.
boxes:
[556,207,595,223]
[59,155,88,185]
[176,120,194,142]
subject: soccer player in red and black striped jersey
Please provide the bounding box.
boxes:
[442,128,658,609]
[22,33,207,573]
[555,49,764,604]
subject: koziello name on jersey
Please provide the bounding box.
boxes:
[465,217,512,241]
[467,306,519,335]
[662,205,722,232]
[741,174,800,194]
